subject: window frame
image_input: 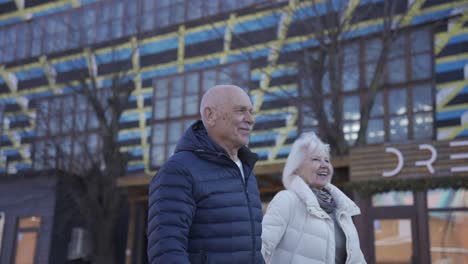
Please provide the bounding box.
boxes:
[298,26,435,144]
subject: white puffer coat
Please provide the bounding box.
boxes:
[261,176,366,264]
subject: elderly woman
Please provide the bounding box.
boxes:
[261,132,366,264]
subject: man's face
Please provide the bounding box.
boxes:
[213,92,255,149]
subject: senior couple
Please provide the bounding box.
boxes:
[147,85,366,264]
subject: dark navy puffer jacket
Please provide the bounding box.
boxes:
[147,120,264,264]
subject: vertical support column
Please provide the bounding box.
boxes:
[415,191,431,264]
[353,192,373,263]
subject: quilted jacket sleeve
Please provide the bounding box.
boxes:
[147,159,195,264]
[261,191,293,263]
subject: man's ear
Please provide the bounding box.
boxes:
[203,106,216,126]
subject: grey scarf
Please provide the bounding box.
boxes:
[311,187,336,214]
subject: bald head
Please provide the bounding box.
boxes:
[200,85,250,123]
[199,85,255,160]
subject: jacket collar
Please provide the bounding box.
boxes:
[288,176,361,216]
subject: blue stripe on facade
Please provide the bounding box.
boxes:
[96,49,132,64]
[15,68,44,80]
[233,14,279,34]
[0,17,21,27]
[184,58,219,71]
[32,5,72,18]
[53,59,87,72]
[436,109,466,120]
[139,38,178,56]
[411,9,451,25]
[435,58,468,73]
[185,27,225,45]
[447,33,468,45]
[140,67,178,80]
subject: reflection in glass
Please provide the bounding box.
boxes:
[427,189,467,209]
[343,96,360,120]
[374,219,413,264]
[390,116,408,141]
[367,119,384,144]
[389,89,407,115]
[429,212,468,264]
[413,113,432,139]
[412,85,432,112]
[372,191,414,207]
[151,146,165,166]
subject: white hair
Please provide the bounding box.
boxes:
[282,132,330,189]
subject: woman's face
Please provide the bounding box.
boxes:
[298,151,334,188]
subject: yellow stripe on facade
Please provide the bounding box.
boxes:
[401,0,425,27]
[435,11,468,55]
[436,81,466,110]
[221,14,236,64]
[177,25,185,72]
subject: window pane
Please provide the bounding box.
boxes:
[169,98,183,117]
[365,38,382,62]
[155,7,169,27]
[151,145,165,166]
[374,219,413,264]
[154,100,167,119]
[429,212,467,264]
[203,70,216,92]
[15,231,38,264]
[370,92,384,117]
[185,95,198,115]
[186,72,199,94]
[343,95,360,120]
[389,89,407,115]
[413,113,433,139]
[342,66,359,91]
[168,121,183,143]
[187,0,202,20]
[19,216,41,228]
[152,124,166,144]
[411,54,431,80]
[171,3,185,24]
[388,58,406,84]
[344,121,359,144]
[412,85,433,112]
[427,189,467,209]
[389,35,405,58]
[170,76,184,97]
[372,191,414,206]
[343,43,359,66]
[155,79,168,98]
[367,119,384,144]
[411,29,431,53]
[390,116,408,141]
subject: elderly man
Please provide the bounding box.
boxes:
[147,85,264,263]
